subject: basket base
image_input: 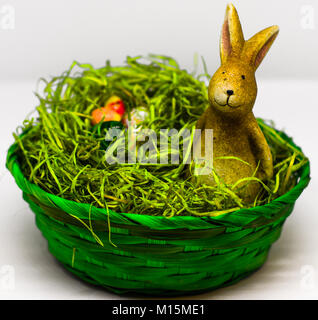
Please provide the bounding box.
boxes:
[60,259,267,297]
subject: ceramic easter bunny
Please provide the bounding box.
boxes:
[192,4,279,202]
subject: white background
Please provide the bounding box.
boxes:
[0,0,317,300]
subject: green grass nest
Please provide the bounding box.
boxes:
[14,55,309,218]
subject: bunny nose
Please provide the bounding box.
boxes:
[227,90,234,96]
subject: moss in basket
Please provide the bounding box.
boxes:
[12,55,308,217]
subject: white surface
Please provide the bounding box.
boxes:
[0,0,317,300]
[0,79,317,300]
[0,0,317,82]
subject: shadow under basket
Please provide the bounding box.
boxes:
[6,135,310,297]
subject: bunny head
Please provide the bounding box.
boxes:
[208,4,279,118]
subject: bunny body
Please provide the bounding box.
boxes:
[192,4,278,203]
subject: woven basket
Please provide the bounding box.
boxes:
[6,129,310,296]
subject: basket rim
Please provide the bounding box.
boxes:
[6,124,311,230]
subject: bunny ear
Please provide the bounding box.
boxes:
[242,25,279,70]
[220,3,245,64]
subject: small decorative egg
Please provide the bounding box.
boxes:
[122,106,148,128]
[106,96,125,116]
[91,96,125,125]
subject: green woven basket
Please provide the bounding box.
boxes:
[6,129,310,296]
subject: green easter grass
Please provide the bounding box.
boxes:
[12,55,308,217]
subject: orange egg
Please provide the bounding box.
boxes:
[91,108,106,125]
[91,95,125,125]
[91,106,121,125]
[103,107,122,122]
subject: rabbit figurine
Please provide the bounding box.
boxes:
[192,3,279,203]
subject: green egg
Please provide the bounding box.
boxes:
[91,121,125,150]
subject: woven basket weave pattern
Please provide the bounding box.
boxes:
[6,134,310,296]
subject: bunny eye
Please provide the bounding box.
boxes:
[222,71,225,74]
[241,75,246,80]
